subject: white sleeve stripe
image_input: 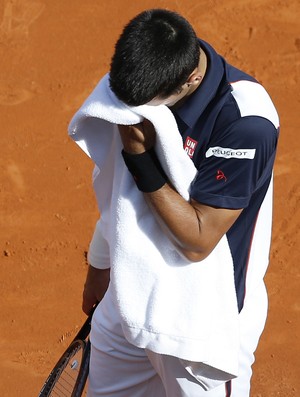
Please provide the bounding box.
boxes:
[230,80,279,129]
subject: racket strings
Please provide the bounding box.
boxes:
[47,344,85,397]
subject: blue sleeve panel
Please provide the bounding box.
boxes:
[190,116,278,209]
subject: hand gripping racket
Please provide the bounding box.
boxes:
[38,307,96,397]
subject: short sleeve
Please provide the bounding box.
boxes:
[190,116,278,209]
[88,219,111,269]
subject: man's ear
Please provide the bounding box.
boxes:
[186,69,203,87]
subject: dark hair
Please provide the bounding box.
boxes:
[109,9,200,106]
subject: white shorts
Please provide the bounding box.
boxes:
[87,284,268,397]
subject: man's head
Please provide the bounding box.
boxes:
[109,9,200,106]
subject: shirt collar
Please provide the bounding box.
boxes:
[173,39,225,129]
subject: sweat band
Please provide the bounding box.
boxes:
[122,148,168,192]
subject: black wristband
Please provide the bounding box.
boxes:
[121,148,168,192]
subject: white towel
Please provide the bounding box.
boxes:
[68,73,240,383]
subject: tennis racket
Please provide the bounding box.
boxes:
[38,307,96,397]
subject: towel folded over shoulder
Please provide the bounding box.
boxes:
[68,73,240,383]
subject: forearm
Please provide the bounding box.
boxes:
[82,265,110,314]
[144,183,221,261]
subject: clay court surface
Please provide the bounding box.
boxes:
[0,0,299,395]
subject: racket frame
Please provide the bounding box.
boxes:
[38,309,95,397]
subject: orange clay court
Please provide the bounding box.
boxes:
[0,1,299,396]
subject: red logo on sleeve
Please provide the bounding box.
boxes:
[216,169,227,182]
[184,136,198,158]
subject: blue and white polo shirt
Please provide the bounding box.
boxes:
[172,40,280,312]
